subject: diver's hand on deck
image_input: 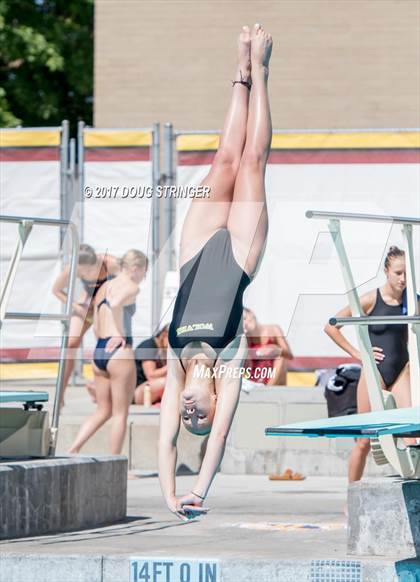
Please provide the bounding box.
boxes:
[178,493,209,519]
[166,496,189,522]
[104,336,126,352]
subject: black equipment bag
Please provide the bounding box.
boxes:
[323,364,361,418]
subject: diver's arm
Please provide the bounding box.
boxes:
[190,375,241,499]
[158,347,183,511]
[189,337,247,499]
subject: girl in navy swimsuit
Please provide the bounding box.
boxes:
[69,249,148,455]
[52,244,121,406]
[325,246,418,483]
[159,24,273,520]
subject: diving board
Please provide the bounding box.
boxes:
[266,406,420,438]
[0,390,49,406]
[266,210,420,479]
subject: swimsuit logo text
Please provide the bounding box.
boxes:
[176,322,214,336]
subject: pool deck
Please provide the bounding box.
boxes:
[0,473,414,582]
[0,380,418,580]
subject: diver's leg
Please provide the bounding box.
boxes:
[180,27,252,265]
[227,23,272,278]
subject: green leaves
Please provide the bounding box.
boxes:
[0,0,93,130]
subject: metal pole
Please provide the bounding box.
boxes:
[164,123,176,271]
[307,210,420,226]
[61,137,76,272]
[151,122,161,331]
[331,315,420,326]
[50,220,79,454]
[68,136,83,385]
[327,219,385,411]
[69,137,76,213]
[75,121,85,384]
[60,121,69,247]
[402,224,420,406]
[77,121,85,244]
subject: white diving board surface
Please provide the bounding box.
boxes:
[265,407,420,438]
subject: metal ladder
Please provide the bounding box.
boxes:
[307,210,420,478]
[0,214,79,455]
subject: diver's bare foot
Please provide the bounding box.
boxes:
[251,23,272,70]
[234,25,251,84]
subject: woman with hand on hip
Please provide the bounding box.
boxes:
[69,249,148,455]
[325,246,417,482]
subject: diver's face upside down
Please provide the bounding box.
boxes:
[179,372,217,436]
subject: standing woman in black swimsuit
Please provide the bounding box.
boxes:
[325,246,418,483]
[69,249,148,455]
[159,24,273,520]
[52,244,121,406]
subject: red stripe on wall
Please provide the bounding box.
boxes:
[0,148,60,161]
[178,149,420,166]
[85,147,150,162]
[267,149,420,165]
[178,151,216,166]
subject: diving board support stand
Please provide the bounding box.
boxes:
[307,210,420,479]
[402,223,420,405]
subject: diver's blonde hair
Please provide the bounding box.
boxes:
[121,249,148,270]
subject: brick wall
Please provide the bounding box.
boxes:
[95,0,420,130]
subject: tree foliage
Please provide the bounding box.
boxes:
[0,0,93,130]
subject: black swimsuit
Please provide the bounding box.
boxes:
[368,288,408,387]
[169,228,251,368]
[81,275,109,299]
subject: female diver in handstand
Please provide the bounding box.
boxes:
[159,23,273,520]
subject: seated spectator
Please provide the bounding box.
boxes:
[243,307,293,385]
[132,325,169,405]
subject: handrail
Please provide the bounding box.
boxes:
[5,312,72,322]
[0,214,79,455]
[306,210,420,225]
[331,316,420,326]
[0,215,74,227]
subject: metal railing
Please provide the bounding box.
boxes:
[307,209,420,478]
[0,214,79,455]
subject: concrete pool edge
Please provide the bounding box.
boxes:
[1,552,418,582]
